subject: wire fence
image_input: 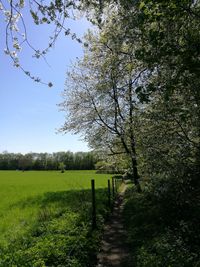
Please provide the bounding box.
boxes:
[91,175,124,230]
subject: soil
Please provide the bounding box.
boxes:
[96,185,130,267]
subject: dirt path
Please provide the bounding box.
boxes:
[96,185,130,267]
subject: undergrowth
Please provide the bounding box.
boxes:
[123,168,200,267]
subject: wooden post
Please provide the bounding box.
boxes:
[112,177,115,198]
[108,179,111,209]
[91,179,97,229]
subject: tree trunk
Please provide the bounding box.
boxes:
[127,78,142,193]
[131,156,142,193]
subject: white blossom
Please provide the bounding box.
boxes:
[4,49,9,55]
[11,50,17,57]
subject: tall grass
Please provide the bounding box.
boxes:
[0,170,110,266]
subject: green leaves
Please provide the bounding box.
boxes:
[139,1,146,10]
[30,10,39,25]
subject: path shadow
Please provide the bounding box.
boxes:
[97,188,130,267]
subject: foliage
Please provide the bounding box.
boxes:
[1,0,200,85]
[95,160,116,174]
[95,155,129,174]
[60,28,145,189]
[135,90,200,179]
[59,0,200,190]
[123,169,200,267]
[59,162,65,173]
[0,151,97,170]
[0,0,86,85]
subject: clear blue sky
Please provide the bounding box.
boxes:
[0,10,91,154]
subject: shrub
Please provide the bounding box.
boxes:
[123,167,200,267]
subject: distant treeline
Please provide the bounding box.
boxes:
[0,151,96,170]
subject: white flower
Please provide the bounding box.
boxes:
[4,49,9,55]
[4,10,11,16]
[11,50,17,57]
[10,24,19,31]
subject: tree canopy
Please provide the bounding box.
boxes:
[0,151,96,170]
[59,0,200,186]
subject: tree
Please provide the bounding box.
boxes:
[59,28,149,191]
[18,154,33,170]
[59,0,200,187]
[0,151,96,170]
[134,91,200,180]
[127,0,200,178]
[59,162,65,173]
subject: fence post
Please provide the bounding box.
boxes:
[112,177,115,198]
[91,179,97,230]
[108,179,111,209]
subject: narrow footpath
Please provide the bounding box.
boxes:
[97,186,130,267]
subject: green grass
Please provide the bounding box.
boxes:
[0,170,110,266]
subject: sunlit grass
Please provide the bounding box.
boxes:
[0,170,109,245]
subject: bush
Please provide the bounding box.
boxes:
[137,231,199,267]
[123,167,200,267]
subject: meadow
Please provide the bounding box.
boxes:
[0,170,110,267]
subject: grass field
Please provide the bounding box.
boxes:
[0,170,110,266]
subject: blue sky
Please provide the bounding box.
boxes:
[0,10,91,154]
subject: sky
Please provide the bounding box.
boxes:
[0,8,92,154]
